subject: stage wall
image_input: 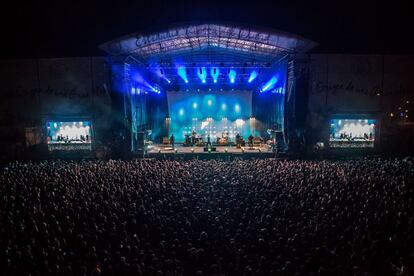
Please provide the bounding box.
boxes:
[0,57,111,158]
[167,91,253,142]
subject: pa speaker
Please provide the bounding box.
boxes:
[136,131,145,150]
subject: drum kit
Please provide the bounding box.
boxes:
[217,131,230,145]
[184,132,204,146]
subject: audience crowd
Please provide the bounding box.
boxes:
[1,158,414,275]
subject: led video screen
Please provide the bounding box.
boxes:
[330,119,376,148]
[167,91,252,142]
[46,121,92,151]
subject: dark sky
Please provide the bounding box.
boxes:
[2,0,414,58]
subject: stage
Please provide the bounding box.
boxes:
[143,144,278,159]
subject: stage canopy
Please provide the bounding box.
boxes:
[100,23,317,62]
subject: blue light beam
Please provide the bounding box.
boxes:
[210,67,220,83]
[260,76,278,93]
[228,69,237,83]
[177,66,189,83]
[248,70,258,83]
[197,67,207,83]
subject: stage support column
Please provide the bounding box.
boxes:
[109,59,133,158]
[285,55,311,154]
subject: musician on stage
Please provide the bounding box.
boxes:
[207,134,211,147]
[191,129,197,146]
[170,133,175,149]
[248,134,254,148]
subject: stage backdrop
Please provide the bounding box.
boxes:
[167,91,253,142]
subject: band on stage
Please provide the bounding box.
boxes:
[144,124,281,152]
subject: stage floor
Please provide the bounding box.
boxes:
[145,144,277,158]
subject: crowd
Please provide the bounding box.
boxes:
[1,158,414,275]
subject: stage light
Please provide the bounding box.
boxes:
[207,99,212,106]
[235,118,244,127]
[260,76,278,93]
[225,148,228,153]
[234,104,241,113]
[248,70,258,83]
[179,108,184,116]
[158,149,161,153]
[152,87,161,94]
[191,148,194,153]
[210,67,219,83]
[174,149,178,153]
[221,103,227,110]
[228,69,236,83]
[197,67,207,83]
[177,66,189,83]
[208,148,211,152]
[193,102,198,109]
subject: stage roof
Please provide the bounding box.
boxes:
[100,23,317,63]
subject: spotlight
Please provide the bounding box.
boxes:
[174,149,178,153]
[197,67,207,83]
[191,148,194,153]
[228,69,236,84]
[158,149,161,153]
[178,66,189,83]
[248,70,258,83]
[225,148,228,153]
[210,67,219,83]
[260,76,278,93]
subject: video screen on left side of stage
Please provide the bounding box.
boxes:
[46,121,92,151]
[329,119,376,148]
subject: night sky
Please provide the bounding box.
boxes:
[2,0,413,58]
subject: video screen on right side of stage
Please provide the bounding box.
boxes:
[329,119,376,148]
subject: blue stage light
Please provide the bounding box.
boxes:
[228,69,236,83]
[177,66,189,83]
[152,87,161,94]
[234,104,241,113]
[260,76,278,93]
[248,70,258,83]
[210,67,219,83]
[197,67,207,83]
